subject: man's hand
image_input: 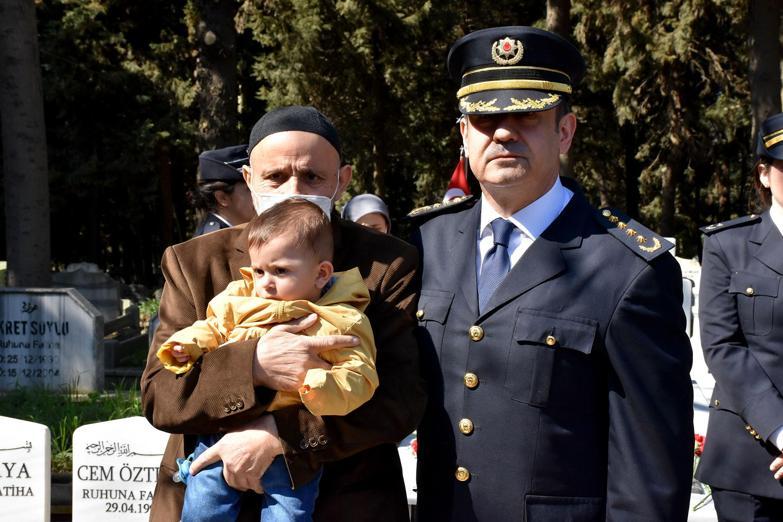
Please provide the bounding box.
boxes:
[188,415,283,493]
[770,452,783,480]
[252,313,359,390]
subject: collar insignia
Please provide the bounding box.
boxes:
[492,37,524,66]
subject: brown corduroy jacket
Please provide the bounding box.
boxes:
[141,217,425,521]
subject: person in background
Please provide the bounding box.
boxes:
[698,112,783,520]
[192,144,256,237]
[341,193,391,234]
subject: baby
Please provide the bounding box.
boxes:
[157,198,378,522]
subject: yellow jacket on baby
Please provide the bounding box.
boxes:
[156,267,378,417]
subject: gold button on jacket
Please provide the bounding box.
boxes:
[416,309,425,320]
[455,466,470,482]
[459,418,474,435]
[469,325,484,341]
[464,373,479,389]
[545,335,557,346]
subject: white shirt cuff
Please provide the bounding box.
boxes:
[771,425,783,451]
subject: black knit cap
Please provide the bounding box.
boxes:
[248,106,341,158]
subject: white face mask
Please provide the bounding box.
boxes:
[249,169,341,220]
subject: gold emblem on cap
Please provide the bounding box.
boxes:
[491,37,524,66]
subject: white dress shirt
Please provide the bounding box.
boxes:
[476,176,573,279]
[212,213,232,227]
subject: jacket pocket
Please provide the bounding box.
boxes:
[506,309,597,407]
[524,494,604,522]
[729,271,778,336]
[416,289,455,357]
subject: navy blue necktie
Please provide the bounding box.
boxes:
[478,218,516,313]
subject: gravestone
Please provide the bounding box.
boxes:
[397,432,417,515]
[0,416,51,521]
[52,263,122,321]
[72,417,167,521]
[0,288,104,392]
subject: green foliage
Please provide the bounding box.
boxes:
[34,0,201,286]
[138,297,160,331]
[0,385,142,472]
[572,0,752,256]
[10,0,775,282]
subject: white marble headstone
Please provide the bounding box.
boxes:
[0,288,104,392]
[72,417,168,521]
[0,416,51,522]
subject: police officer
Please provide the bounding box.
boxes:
[697,112,783,520]
[192,144,256,237]
[412,26,693,521]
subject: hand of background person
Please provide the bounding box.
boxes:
[770,452,783,480]
[252,313,359,391]
[188,415,282,493]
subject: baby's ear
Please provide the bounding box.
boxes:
[315,261,334,289]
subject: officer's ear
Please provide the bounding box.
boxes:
[459,116,469,157]
[214,189,232,208]
[558,112,577,155]
[759,163,771,189]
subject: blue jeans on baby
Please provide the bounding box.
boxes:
[177,434,321,522]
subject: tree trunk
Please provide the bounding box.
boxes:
[191,0,239,149]
[156,142,174,248]
[0,0,51,286]
[546,0,571,36]
[749,0,781,147]
[370,25,390,198]
[660,74,688,238]
[620,123,641,218]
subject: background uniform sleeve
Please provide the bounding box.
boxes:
[604,255,694,521]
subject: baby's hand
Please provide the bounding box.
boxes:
[171,344,191,364]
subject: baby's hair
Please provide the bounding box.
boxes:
[247,199,334,261]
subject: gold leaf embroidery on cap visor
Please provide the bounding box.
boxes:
[459,98,501,113]
[503,93,561,111]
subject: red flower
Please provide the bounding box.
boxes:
[411,438,418,457]
[694,433,705,457]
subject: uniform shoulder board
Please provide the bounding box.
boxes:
[594,208,674,262]
[699,214,761,235]
[405,195,477,222]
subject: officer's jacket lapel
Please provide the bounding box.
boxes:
[455,203,482,317]
[480,192,586,318]
[751,212,783,275]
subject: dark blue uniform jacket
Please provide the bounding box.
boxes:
[413,180,693,521]
[194,212,230,237]
[696,211,783,499]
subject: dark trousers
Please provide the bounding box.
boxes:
[712,487,783,522]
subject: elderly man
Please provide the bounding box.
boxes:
[412,27,693,521]
[141,106,425,521]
